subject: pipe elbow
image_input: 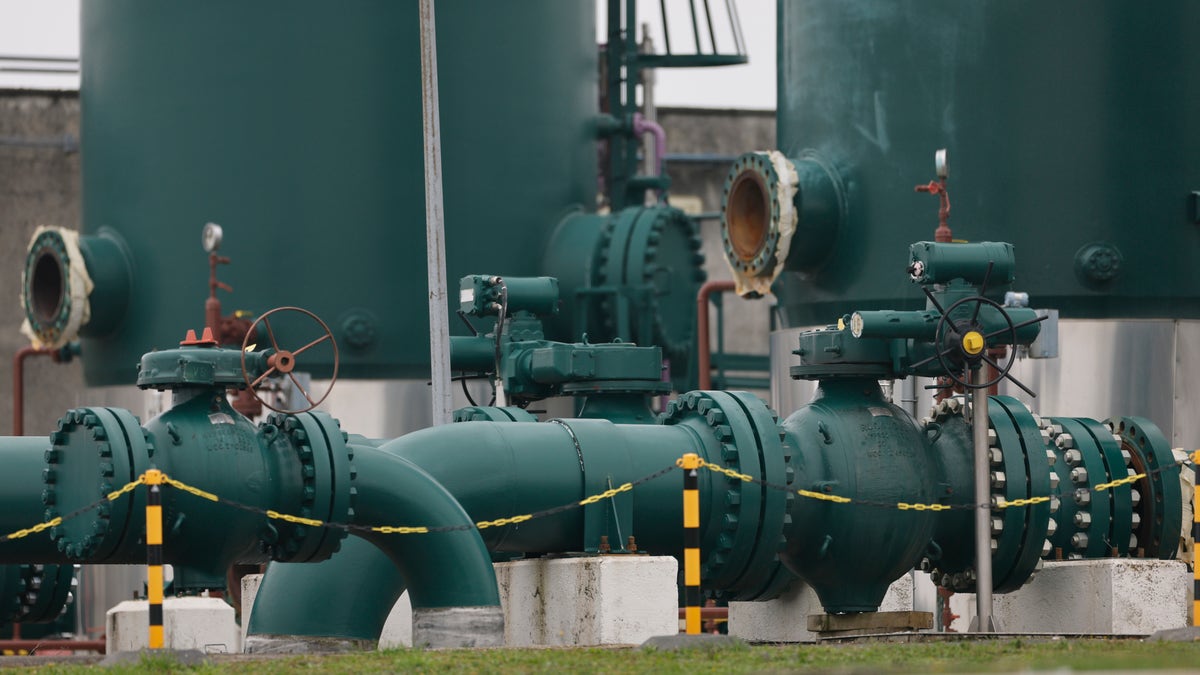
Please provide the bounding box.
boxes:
[350,446,502,647]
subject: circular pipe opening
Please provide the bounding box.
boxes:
[30,249,66,323]
[725,172,771,263]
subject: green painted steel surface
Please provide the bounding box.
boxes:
[0,565,74,627]
[0,438,66,561]
[76,1,597,384]
[542,206,706,389]
[771,1,1200,326]
[249,390,794,642]
[248,537,406,642]
[1108,416,1181,558]
[779,379,937,611]
[351,448,499,610]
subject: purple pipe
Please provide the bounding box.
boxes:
[633,112,666,178]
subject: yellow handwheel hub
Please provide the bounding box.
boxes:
[961,330,985,355]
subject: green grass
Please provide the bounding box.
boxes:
[12,639,1200,674]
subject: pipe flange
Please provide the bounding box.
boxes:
[44,407,149,561]
[720,152,793,293]
[13,564,76,623]
[21,227,93,349]
[1106,417,1180,558]
[260,412,353,563]
[594,207,705,366]
[924,397,1054,593]
[659,391,792,600]
[1042,417,1124,559]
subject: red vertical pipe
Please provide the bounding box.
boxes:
[13,347,56,436]
[696,280,736,390]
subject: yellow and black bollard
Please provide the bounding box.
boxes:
[144,469,166,649]
[1193,451,1200,627]
[680,453,701,635]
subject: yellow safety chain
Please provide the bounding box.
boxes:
[4,449,1195,544]
[1093,472,1146,492]
[162,476,219,503]
[2,516,63,542]
[579,482,635,506]
[687,454,1190,512]
[265,510,325,528]
[897,502,953,511]
[105,477,145,502]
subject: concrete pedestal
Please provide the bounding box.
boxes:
[728,574,916,643]
[950,559,1188,634]
[106,597,240,654]
[496,556,679,647]
[241,574,263,648]
[377,556,679,648]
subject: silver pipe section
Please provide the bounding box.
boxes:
[972,373,994,631]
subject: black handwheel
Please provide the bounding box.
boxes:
[933,294,1017,390]
[910,261,1044,398]
[240,306,339,414]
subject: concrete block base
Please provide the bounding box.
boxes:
[951,559,1188,634]
[728,574,916,643]
[496,556,679,647]
[106,597,239,654]
[378,556,679,648]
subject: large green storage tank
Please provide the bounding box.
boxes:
[747,1,1200,449]
[729,1,1200,324]
[53,2,598,385]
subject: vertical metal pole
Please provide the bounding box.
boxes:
[972,373,994,631]
[681,453,701,634]
[145,470,165,649]
[420,0,452,426]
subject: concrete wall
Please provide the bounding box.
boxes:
[658,107,776,387]
[0,90,85,437]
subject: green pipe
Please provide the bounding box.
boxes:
[248,537,406,644]
[249,392,794,643]
[350,447,499,610]
[0,438,67,562]
[850,306,1042,342]
[449,335,494,373]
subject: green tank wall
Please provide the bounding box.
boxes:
[774,1,1200,326]
[79,1,597,384]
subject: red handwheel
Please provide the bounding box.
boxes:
[240,306,339,414]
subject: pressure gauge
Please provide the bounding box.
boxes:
[935,149,948,180]
[202,222,223,253]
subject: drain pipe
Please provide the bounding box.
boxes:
[13,347,55,436]
[696,280,736,389]
[13,343,78,436]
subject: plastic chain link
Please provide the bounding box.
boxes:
[688,452,1195,514]
[3,451,1196,543]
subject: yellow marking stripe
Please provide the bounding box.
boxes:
[685,606,701,635]
[684,548,700,586]
[683,490,700,528]
[146,505,163,546]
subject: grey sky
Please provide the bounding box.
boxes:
[0,0,774,110]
